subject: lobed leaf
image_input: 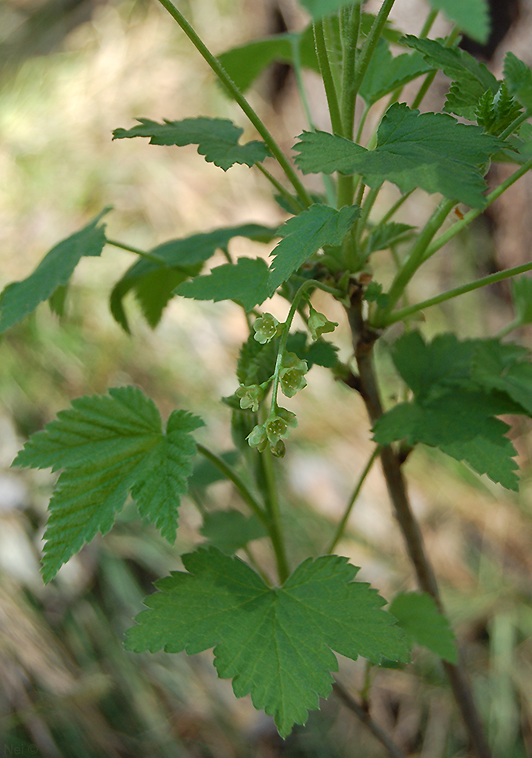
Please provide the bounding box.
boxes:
[294,104,503,207]
[425,0,490,43]
[360,37,431,106]
[389,592,457,663]
[0,208,110,335]
[504,52,532,112]
[371,331,532,490]
[403,36,497,120]
[113,117,270,170]
[175,257,270,312]
[268,203,360,292]
[110,224,277,331]
[13,387,203,581]
[126,548,410,736]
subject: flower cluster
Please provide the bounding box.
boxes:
[247,408,298,457]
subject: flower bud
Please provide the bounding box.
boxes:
[308,305,338,341]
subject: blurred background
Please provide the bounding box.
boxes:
[2,0,532,755]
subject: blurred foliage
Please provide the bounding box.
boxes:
[2,0,532,755]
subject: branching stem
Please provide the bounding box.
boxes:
[155,0,312,209]
[346,293,492,758]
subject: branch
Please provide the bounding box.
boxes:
[333,681,406,758]
[345,292,492,758]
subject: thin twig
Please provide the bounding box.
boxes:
[333,681,407,758]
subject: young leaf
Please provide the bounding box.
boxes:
[175,257,270,312]
[217,26,319,94]
[299,0,362,21]
[126,548,410,736]
[389,592,457,664]
[200,510,267,554]
[0,208,110,336]
[188,450,240,490]
[511,276,532,325]
[425,0,490,43]
[504,52,532,112]
[471,341,532,415]
[359,37,431,106]
[268,203,360,292]
[294,104,503,208]
[363,222,415,258]
[13,387,203,581]
[402,36,498,120]
[112,117,270,170]
[110,224,277,332]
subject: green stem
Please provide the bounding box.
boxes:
[340,4,361,139]
[195,444,268,527]
[351,0,397,107]
[257,423,290,584]
[314,21,343,136]
[255,163,304,214]
[378,190,415,225]
[498,110,530,140]
[422,156,532,261]
[106,238,168,265]
[419,8,438,38]
[496,317,522,339]
[270,280,332,409]
[375,198,455,324]
[155,0,312,208]
[327,446,380,553]
[382,261,532,326]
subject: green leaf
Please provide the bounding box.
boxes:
[360,37,431,106]
[200,510,267,554]
[175,257,270,312]
[217,26,319,94]
[372,332,524,489]
[286,331,339,369]
[471,341,532,415]
[511,276,532,325]
[299,0,362,21]
[389,592,457,663]
[268,204,360,292]
[504,52,532,112]
[0,208,110,336]
[363,222,415,258]
[126,548,410,736]
[188,450,240,490]
[13,387,203,581]
[294,104,503,207]
[373,392,519,489]
[425,0,490,43]
[110,224,277,332]
[112,117,270,170]
[402,36,498,119]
